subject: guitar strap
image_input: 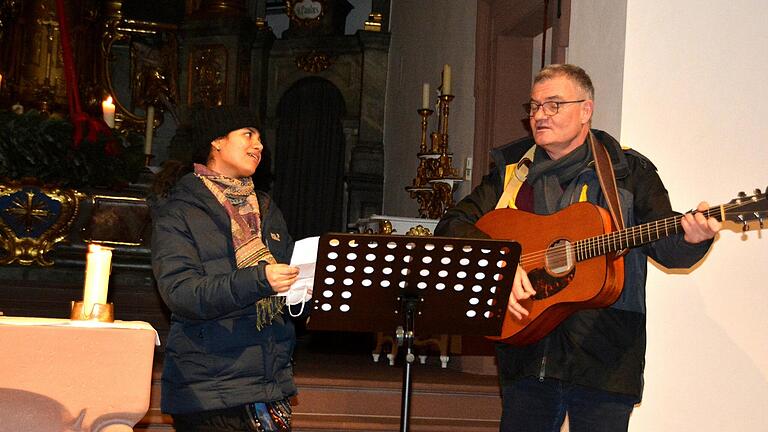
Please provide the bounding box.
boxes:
[589,130,627,236]
[495,146,536,209]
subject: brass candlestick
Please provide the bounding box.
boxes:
[406,92,463,219]
[417,108,433,154]
[70,301,115,322]
[438,94,455,153]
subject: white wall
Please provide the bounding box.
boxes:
[531,27,552,80]
[571,0,768,430]
[383,1,476,216]
[568,0,627,138]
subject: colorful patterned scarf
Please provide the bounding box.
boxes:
[194,164,285,330]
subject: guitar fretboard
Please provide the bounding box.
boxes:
[574,207,720,261]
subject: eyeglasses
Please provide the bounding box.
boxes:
[523,100,585,117]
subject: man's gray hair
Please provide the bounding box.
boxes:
[534,64,594,100]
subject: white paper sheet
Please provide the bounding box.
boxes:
[276,236,319,300]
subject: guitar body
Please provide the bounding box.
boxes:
[476,202,625,346]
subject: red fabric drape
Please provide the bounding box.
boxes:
[54,0,116,152]
[54,0,81,115]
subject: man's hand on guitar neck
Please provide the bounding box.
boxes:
[682,201,722,244]
[508,264,536,320]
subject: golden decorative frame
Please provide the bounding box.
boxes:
[188,45,228,107]
[101,17,178,134]
[0,182,85,266]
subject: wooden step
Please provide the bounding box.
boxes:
[292,353,501,431]
[137,352,501,431]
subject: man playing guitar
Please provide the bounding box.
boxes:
[435,64,721,432]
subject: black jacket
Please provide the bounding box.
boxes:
[151,172,297,414]
[436,130,712,400]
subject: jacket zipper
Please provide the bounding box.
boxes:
[538,338,550,381]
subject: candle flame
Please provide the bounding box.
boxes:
[104,96,113,104]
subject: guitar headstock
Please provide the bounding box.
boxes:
[721,187,767,230]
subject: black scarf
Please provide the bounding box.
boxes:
[526,141,592,214]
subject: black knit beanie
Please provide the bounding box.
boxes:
[188,106,260,164]
[197,106,258,145]
[155,105,261,197]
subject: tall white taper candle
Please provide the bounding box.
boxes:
[442,64,452,95]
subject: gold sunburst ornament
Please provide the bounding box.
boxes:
[296,51,332,73]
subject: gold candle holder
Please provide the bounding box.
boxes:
[417,108,433,153]
[430,131,441,153]
[405,186,435,219]
[406,91,463,220]
[70,301,115,322]
[438,94,455,153]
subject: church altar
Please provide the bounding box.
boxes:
[0,316,158,431]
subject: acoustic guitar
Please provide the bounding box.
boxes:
[476,188,767,346]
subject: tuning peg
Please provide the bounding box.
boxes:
[758,213,765,230]
[740,216,750,232]
[738,191,747,198]
[755,188,763,196]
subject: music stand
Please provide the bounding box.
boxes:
[307,233,521,432]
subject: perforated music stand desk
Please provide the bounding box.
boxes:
[308,233,520,432]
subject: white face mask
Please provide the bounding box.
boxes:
[284,285,307,305]
[282,281,311,317]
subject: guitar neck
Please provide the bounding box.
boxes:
[574,206,722,260]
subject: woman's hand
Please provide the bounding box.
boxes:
[265,263,299,293]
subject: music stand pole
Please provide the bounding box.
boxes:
[399,295,418,431]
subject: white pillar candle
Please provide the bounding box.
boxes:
[144,105,155,155]
[442,64,452,95]
[421,83,430,109]
[82,244,112,316]
[102,96,116,128]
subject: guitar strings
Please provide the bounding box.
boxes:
[516,202,752,268]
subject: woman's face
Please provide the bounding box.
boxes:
[208,127,263,178]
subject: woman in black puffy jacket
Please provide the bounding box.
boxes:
[150,106,306,432]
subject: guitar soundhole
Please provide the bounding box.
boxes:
[529,239,576,300]
[545,239,575,276]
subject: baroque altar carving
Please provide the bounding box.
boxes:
[0,181,85,266]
